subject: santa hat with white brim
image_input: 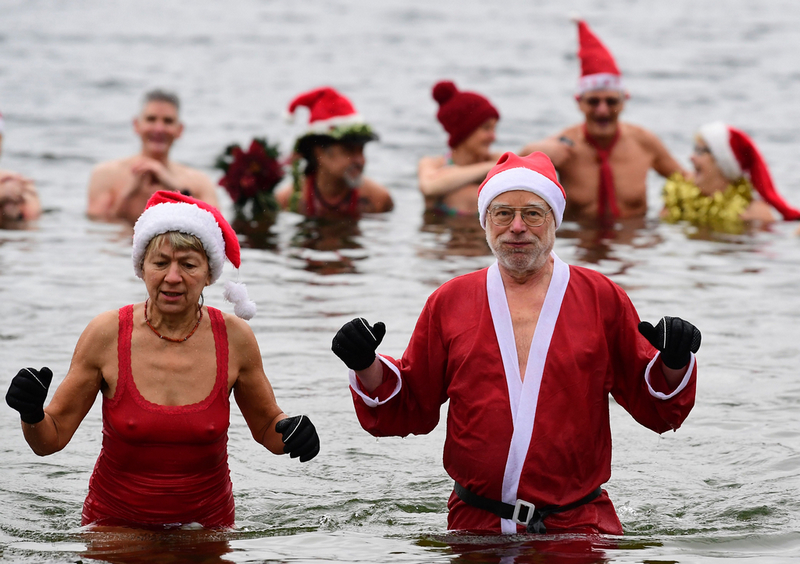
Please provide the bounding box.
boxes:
[574,18,626,96]
[286,86,368,135]
[698,121,800,221]
[477,152,567,229]
[132,191,257,319]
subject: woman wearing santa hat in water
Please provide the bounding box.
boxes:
[663,121,800,232]
[6,191,320,529]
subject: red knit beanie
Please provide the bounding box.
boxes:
[433,81,500,149]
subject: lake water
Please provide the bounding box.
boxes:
[1,1,800,562]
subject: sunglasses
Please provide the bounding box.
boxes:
[583,96,623,108]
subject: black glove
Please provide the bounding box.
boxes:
[6,367,53,424]
[638,317,701,370]
[275,415,319,463]
[331,318,386,371]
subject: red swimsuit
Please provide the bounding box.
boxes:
[81,305,235,529]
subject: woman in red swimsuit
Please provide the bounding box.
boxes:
[6,191,320,529]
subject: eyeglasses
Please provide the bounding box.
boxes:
[583,96,622,108]
[488,205,552,228]
[693,144,711,156]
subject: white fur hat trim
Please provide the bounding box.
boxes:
[478,167,566,229]
[698,121,742,180]
[577,73,625,96]
[132,201,226,283]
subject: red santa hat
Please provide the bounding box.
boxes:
[574,19,625,96]
[286,86,367,135]
[132,190,257,319]
[432,80,500,149]
[477,152,566,228]
[698,122,800,221]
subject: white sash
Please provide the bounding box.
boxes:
[486,252,570,533]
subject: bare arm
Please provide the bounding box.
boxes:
[642,129,688,179]
[20,312,112,456]
[184,169,218,207]
[352,357,384,394]
[86,163,121,219]
[0,171,41,222]
[229,317,287,455]
[417,156,494,197]
[520,135,576,168]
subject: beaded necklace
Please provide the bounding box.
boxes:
[144,298,203,343]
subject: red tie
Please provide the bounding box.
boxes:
[583,125,620,220]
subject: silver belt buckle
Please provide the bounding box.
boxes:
[512,499,535,526]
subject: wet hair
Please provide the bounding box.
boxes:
[141,89,181,113]
[143,231,207,264]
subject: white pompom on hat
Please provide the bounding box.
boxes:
[132,190,257,319]
[477,152,567,228]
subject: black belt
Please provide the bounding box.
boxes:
[454,482,603,534]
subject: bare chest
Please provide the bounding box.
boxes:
[505,288,547,380]
[560,140,653,217]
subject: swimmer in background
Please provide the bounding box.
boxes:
[522,19,687,223]
[275,87,393,218]
[663,121,800,231]
[86,89,218,224]
[0,109,42,226]
[418,81,501,216]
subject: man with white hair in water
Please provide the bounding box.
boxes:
[86,89,218,224]
[331,151,701,535]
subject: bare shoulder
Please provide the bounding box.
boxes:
[359,177,393,212]
[88,158,131,185]
[221,311,259,349]
[418,155,447,171]
[174,163,218,204]
[74,309,120,359]
[623,123,665,151]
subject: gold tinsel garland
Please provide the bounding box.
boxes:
[662,173,753,234]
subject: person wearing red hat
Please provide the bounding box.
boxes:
[0,108,42,226]
[275,87,392,218]
[522,19,687,223]
[331,152,700,535]
[663,122,800,231]
[418,81,501,216]
[86,89,219,225]
[6,191,320,529]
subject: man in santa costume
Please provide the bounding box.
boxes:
[276,87,393,218]
[332,151,701,534]
[523,19,687,223]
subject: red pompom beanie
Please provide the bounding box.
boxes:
[478,152,566,228]
[433,80,500,149]
[132,191,257,319]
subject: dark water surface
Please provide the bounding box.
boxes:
[2,1,800,562]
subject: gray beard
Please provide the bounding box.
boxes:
[487,234,552,276]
